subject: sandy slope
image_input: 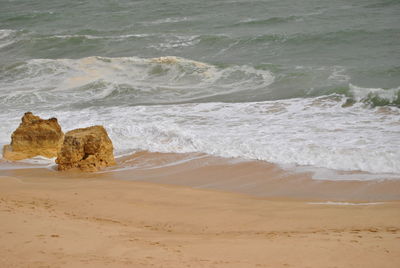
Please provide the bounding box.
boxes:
[0,174,399,268]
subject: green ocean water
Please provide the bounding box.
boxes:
[1,0,400,100]
[0,0,399,177]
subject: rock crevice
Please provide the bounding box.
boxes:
[56,125,116,172]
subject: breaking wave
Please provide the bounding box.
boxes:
[0,56,274,108]
[0,55,399,179]
[1,94,399,177]
[347,84,400,107]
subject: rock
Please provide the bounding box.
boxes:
[2,112,64,161]
[56,125,116,172]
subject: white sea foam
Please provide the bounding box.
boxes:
[150,35,200,50]
[327,66,350,83]
[0,56,274,107]
[48,33,199,50]
[0,56,399,180]
[19,156,56,165]
[142,17,190,26]
[50,33,150,40]
[289,165,400,181]
[308,201,383,206]
[349,83,400,104]
[0,29,17,49]
[0,29,15,40]
[0,40,15,49]
[2,94,398,179]
[0,156,55,170]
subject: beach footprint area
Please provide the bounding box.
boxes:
[0,174,399,268]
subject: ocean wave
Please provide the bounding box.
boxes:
[348,84,400,107]
[13,32,199,52]
[2,55,399,110]
[234,15,302,26]
[149,35,200,50]
[2,94,398,177]
[0,29,16,39]
[141,17,190,26]
[48,33,151,41]
[104,96,400,175]
[0,56,274,108]
[96,97,400,175]
[365,0,400,8]
[0,29,17,49]
[237,29,398,47]
[4,11,54,23]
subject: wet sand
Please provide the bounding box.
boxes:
[1,152,400,267]
[3,151,399,201]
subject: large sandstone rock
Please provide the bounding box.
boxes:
[56,126,116,172]
[2,112,64,161]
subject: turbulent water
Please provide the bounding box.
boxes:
[1,0,399,179]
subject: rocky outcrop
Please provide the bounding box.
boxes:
[2,112,64,161]
[56,126,116,172]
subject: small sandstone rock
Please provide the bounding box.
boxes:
[56,126,116,172]
[2,112,64,161]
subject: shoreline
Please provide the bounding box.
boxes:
[1,151,400,201]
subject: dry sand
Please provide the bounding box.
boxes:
[1,152,400,267]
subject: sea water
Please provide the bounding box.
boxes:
[0,0,399,180]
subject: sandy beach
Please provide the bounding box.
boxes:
[1,153,399,268]
[2,0,400,267]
